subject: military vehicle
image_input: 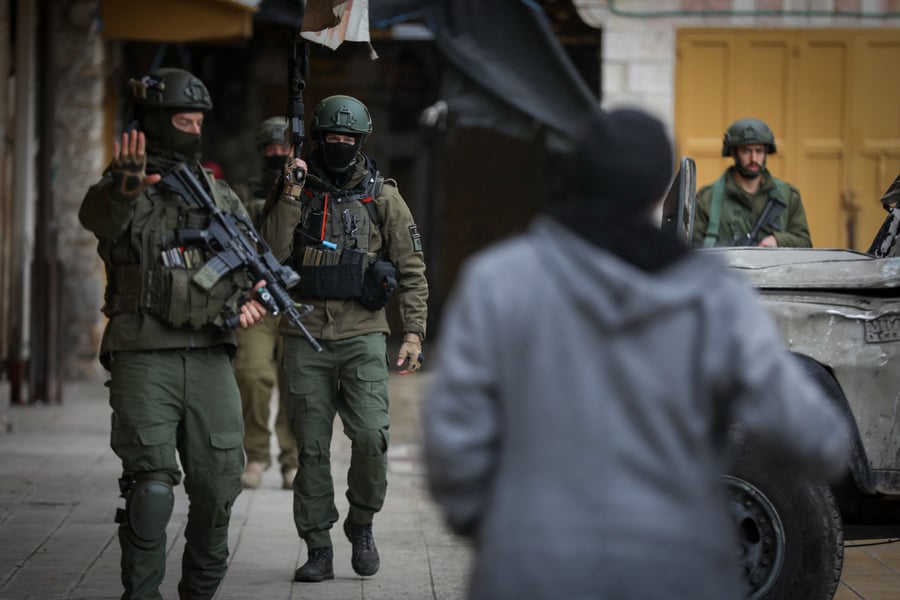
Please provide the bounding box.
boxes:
[663,165,900,600]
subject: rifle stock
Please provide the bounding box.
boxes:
[159,163,322,352]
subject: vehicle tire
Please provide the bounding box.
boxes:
[726,449,844,600]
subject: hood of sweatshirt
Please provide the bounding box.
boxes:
[530,216,725,331]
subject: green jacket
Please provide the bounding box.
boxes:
[79,157,251,360]
[693,168,812,248]
[260,154,428,341]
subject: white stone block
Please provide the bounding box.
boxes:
[627,62,674,94]
[604,29,675,61]
[602,63,628,94]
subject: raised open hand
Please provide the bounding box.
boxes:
[111,130,161,196]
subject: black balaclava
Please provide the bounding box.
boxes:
[139,107,202,168]
[317,133,362,185]
[546,108,688,272]
[263,154,287,173]
[257,153,289,197]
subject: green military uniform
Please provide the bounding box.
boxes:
[262,152,428,547]
[233,131,297,481]
[693,168,812,248]
[79,68,254,600]
[693,117,812,248]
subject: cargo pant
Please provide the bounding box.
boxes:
[107,346,244,600]
[282,332,390,549]
[234,317,297,471]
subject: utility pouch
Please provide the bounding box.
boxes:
[360,259,397,311]
[155,265,243,329]
[297,248,367,298]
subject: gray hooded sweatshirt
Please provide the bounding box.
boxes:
[423,216,848,600]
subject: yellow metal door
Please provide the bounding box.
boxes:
[676,29,900,249]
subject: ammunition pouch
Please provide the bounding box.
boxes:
[102,256,247,330]
[103,264,144,316]
[296,247,367,298]
[360,259,397,311]
[155,263,246,329]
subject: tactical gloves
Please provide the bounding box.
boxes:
[111,131,157,196]
[397,332,424,374]
[282,156,306,198]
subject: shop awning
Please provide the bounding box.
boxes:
[100,0,262,42]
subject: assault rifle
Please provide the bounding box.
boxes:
[286,33,309,185]
[733,195,787,247]
[159,162,322,352]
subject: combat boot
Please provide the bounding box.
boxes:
[343,517,380,576]
[294,547,334,582]
[241,461,266,489]
[281,467,297,490]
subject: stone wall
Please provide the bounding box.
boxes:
[53,0,108,379]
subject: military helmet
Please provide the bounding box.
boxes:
[721,118,777,156]
[255,116,289,149]
[310,95,373,142]
[129,67,213,112]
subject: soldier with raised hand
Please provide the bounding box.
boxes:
[693,118,812,248]
[234,116,299,490]
[260,95,429,583]
[79,67,267,600]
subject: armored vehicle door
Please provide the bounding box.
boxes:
[661,156,696,246]
[866,174,900,258]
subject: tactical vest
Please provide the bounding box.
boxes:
[291,159,385,299]
[702,174,791,248]
[102,172,249,329]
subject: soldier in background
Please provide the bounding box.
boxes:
[693,118,812,248]
[234,117,299,490]
[79,68,267,599]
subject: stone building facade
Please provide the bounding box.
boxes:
[3,0,899,398]
[576,0,900,130]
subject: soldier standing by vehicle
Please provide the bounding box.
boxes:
[79,67,267,600]
[693,118,812,248]
[260,95,428,583]
[234,117,299,490]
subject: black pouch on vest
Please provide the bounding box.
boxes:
[360,260,398,311]
[298,248,366,298]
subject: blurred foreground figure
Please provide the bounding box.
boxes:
[423,108,849,600]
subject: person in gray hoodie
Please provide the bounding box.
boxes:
[422,108,849,600]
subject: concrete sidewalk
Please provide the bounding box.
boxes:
[0,375,472,600]
[2,375,900,599]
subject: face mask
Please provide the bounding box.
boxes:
[139,109,201,161]
[264,154,287,172]
[169,128,202,159]
[321,139,359,174]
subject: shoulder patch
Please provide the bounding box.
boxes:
[408,224,423,253]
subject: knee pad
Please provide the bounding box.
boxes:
[119,478,175,545]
